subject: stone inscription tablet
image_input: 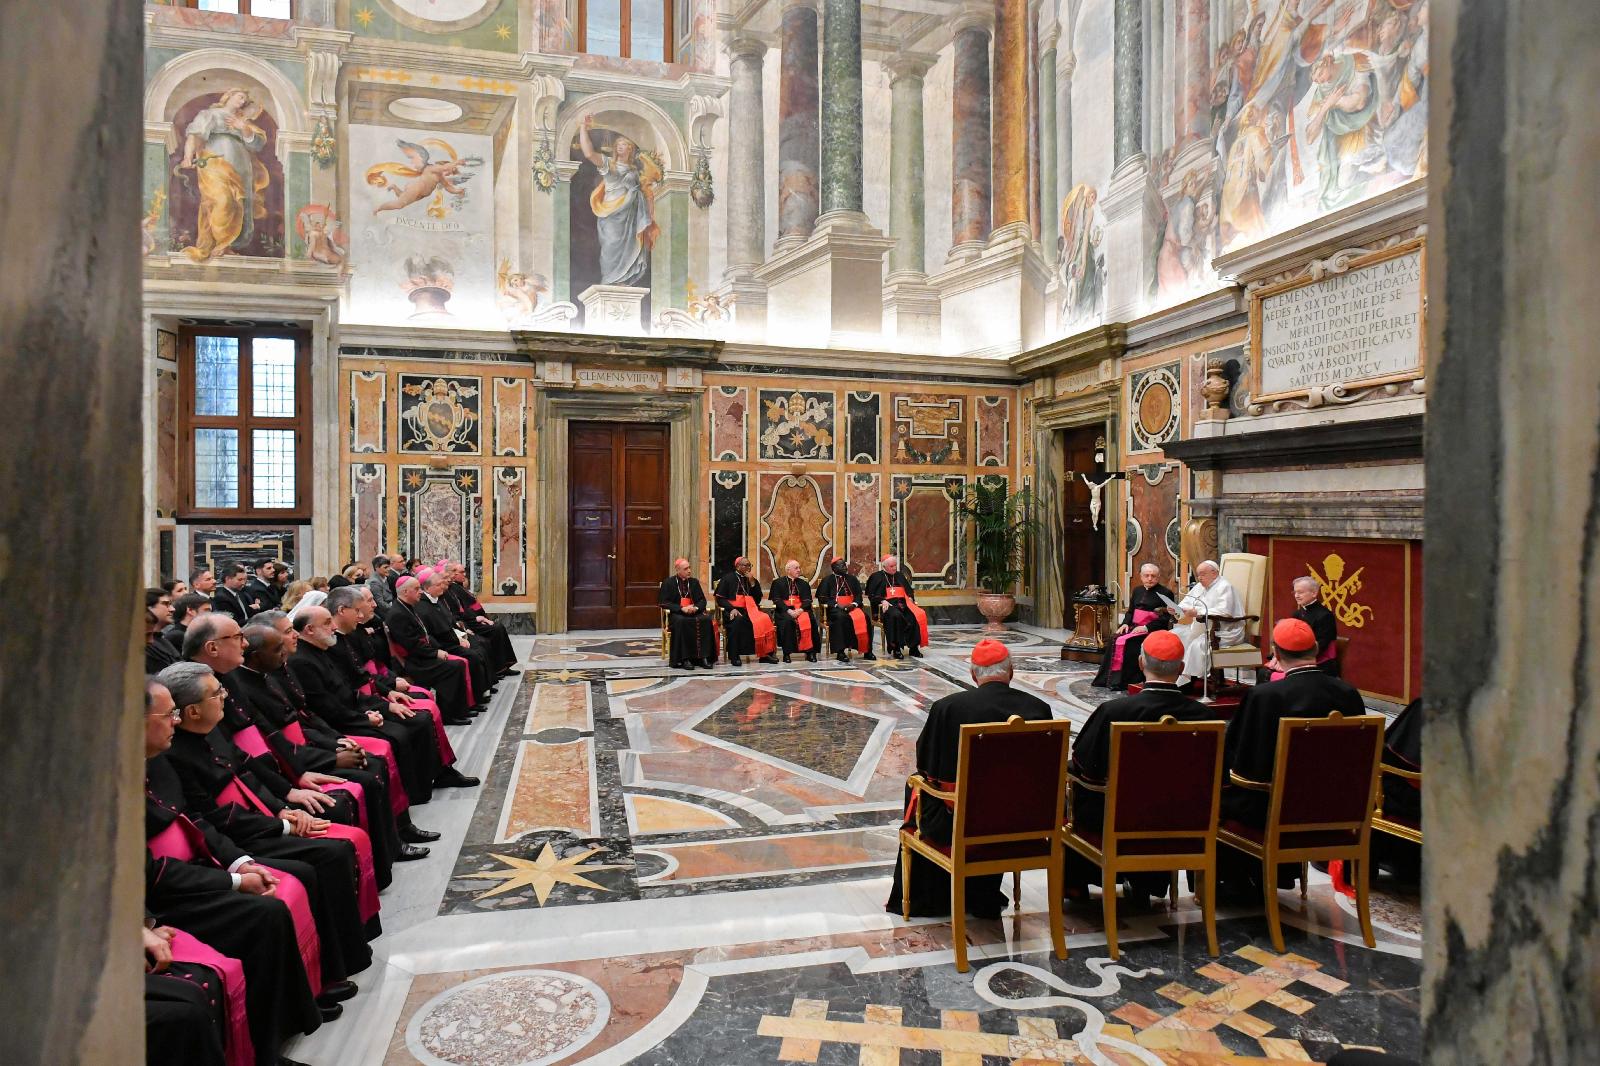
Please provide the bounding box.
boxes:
[1253,240,1425,401]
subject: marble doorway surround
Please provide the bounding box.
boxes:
[535,390,704,633]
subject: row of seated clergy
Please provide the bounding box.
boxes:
[144,598,484,1065]
[887,618,1384,921]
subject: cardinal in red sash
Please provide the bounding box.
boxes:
[818,557,875,662]
[714,557,779,666]
[768,559,820,663]
[658,558,717,670]
[867,555,928,658]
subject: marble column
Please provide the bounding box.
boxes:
[776,0,820,250]
[1175,0,1210,144]
[948,15,993,260]
[991,0,1031,238]
[1112,0,1143,167]
[725,35,767,276]
[818,0,864,220]
[1055,49,1075,228]
[1425,0,1600,1057]
[3,0,145,1060]
[887,54,933,275]
[1039,24,1059,264]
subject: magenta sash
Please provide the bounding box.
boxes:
[148,816,211,865]
[445,652,476,706]
[231,724,272,760]
[168,929,252,1066]
[349,736,409,815]
[1109,608,1162,673]
[409,697,456,765]
[320,822,380,923]
[257,864,322,998]
[324,780,368,830]
[282,720,308,746]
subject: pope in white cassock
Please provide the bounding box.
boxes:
[1171,560,1244,683]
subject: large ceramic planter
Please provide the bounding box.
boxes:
[976,593,1016,633]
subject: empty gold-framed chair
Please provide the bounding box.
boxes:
[1217,711,1386,952]
[1209,551,1268,677]
[899,715,1071,972]
[1062,717,1227,959]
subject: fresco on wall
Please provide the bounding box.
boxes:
[569,116,664,326]
[167,89,284,260]
[347,124,496,324]
[1057,183,1107,329]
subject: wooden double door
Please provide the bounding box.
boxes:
[568,421,670,630]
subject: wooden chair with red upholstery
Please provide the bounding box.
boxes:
[899,715,1071,972]
[1061,717,1227,960]
[1372,763,1422,847]
[1217,711,1386,952]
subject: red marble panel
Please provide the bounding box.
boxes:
[492,467,526,596]
[846,474,880,567]
[492,377,527,457]
[710,386,748,462]
[351,464,385,566]
[155,368,177,518]
[896,476,961,585]
[757,473,834,585]
[350,370,387,454]
[974,395,1009,467]
[1128,464,1180,588]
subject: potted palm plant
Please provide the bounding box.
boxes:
[958,482,1040,632]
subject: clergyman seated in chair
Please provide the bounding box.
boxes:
[1171,560,1243,688]
[1091,562,1176,690]
[885,640,1052,919]
[659,557,716,670]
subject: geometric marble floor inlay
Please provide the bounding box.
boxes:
[282,629,1422,1066]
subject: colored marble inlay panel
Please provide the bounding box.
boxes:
[709,385,748,461]
[491,466,526,595]
[1129,463,1179,589]
[500,739,594,839]
[350,369,387,453]
[491,376,527,456]
[645,826,898,882]
[846,473,880,566]
[710,471,747,581]
[1129,362,1181,452]
[758,388,835,460]
[891,393,966,465]
[626,794,739,835]
[758,473,834,585]
[974,394,1009,466]
[155,367,178,517]
[351,464,386,567]
[398,465,483,591]
[846,391,881,463]
[691,691,879,783]
[399,374,481,455]
[892,474,963,587]
[524,681,591,734]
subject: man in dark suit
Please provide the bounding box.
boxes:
[1065,630,1212,902]
[885,639,1053,919]
[211,563,257,623]
[1220,617,1368,892]
[246,558,282,613]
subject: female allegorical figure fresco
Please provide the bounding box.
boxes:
[175,88,272,262]
[577,115,661,287]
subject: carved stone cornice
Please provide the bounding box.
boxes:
[1010,322,1127,379]
[1162,413,1425,471]
[509,329,723,367]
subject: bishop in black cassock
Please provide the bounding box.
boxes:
[768,561,819,663]
[866,557,927,657]
[384,577,475,720]
[659,559,716,669]
[885,642,1052,918]
[817,558,874,661]
[442,566,519,675]
[416,573,492,708]
[143,926,226,1066]
[1091,566,1176,689]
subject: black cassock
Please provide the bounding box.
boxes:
[165,728,375,984]
[290,640,442,806]
[866,570,925,652]
[217,670,361,831]
[384,601,474,718]
[658,576,715,667]
[1299,600,1340,675]
[714,572,768,660]
[885,682,1053,918]
[1090,584,1176,689]
[144,755,321,1061]
[444,582,518,673]
[1064,683,1210,895]
[817,573,873,655]
[145,961,226,1066]
[768,576,818,656]
[1373,697,1422,876]
[419,595,491,704]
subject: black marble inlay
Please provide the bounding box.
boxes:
[692,693,878,782]
[710,471,746,581]
[847,391,881,464]
[534,727,583,743]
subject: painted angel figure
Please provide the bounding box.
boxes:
[365,138,482,218]
[579,115,661,288]
[496,259,550,323]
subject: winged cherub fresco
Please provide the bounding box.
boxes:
[364,138,483,219]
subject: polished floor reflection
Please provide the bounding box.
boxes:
[287,629,1422,1066]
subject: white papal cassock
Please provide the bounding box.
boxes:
[1173,577,1245,679]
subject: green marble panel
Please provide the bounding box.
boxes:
[554,188,571,303]
[286,151,311,259]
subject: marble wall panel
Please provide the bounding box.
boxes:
[758,389,836,461]
[710,471,747,582]
[1128,463,1180,588]
[350,370,387,454]
[492,466,527,595]
[492,377,528,457]
[846,391,881,464]
[350,463,386,567]
[399,374,481,455]
[710,386,748,461]
[1128,363,1181,453]
[191,527,298,576]
[974,395,1010,467]
[891,393,967,465]
[891,474,964,587]
[757,473,835,584]
[155,366,178,517]
[398,465,483,589]
[846,473,881,566]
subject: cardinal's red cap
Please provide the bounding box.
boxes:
[971,639,1009,667]
[1142,631,1185,661]
[1272,618,1317,652]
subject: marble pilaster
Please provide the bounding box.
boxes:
[776,0,820,251]
[1175,0,1210,144]
[948,15,993,261]
[1425,0,1600,1057]
[991,0,1030,240]
[1039,25,1059,265]
[724,35,768,279]
[886,53,934,276]
[1112,0,1143,167]
[818,0,864,220]
[1054,50,1075,243]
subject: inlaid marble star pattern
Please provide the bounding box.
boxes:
[458,844,629,905]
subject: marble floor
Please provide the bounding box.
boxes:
[287,628,1421,1066]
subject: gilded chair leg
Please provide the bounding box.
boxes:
[1012,870,1021,908]
[1300,861,1309,898]
[1102,869,1120,961]
[952,875,969,973]
[899,843,912,921]
[1262,852,1285,953]
[1169,872,1179,908]
[1202,864,1219,957]
[1046,855,1067,960]
[1355,856,1375,948]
